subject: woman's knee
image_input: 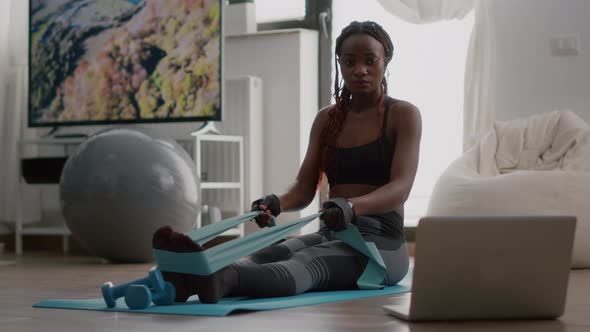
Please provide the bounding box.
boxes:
[248,244,292,264]
[381,243,410,286]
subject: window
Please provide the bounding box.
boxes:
[333,1,475,226]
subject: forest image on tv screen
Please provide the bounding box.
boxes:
[29,0,221,125]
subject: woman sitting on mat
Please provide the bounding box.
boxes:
[153,20,422,304]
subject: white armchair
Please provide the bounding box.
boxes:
[427,110,590,268]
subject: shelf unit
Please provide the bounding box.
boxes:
[15,134,246,254]
[15,138,84,255]
[194,133,245,237]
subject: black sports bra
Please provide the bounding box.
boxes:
[326,98,396,187]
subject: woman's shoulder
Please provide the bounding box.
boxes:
[318,104,336,115]
[387,97,419,114]
[386,98,421,132]
[387,98,420,120]
[308,104,336,135]
[314,104,337,124]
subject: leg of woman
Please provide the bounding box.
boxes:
[355,213,410,286]
[151,226,330,303]
[152,212,409,302]
[364,234,410,286]
[228,239,369,298]
[228,234,409,298]
[218,232,335,299]
[238,232,330,264]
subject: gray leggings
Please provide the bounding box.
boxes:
[228,214,409,298]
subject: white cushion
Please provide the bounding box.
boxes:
[427,110,590,268]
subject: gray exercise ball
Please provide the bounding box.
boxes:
[60,128,200,262]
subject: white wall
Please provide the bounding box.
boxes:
[491,0,590,123]
[225,29,320,232]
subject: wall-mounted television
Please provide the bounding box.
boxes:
[28,0,222,127]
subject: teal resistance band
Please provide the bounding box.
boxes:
[154,212,388,289]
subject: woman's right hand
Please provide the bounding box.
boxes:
[250,194,281,228]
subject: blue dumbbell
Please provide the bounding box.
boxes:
[101,267,166,308]
[124,281,176,310]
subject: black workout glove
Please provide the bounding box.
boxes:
[320,198,356,232]
[251,194,281,228]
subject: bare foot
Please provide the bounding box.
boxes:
[152,226,223,303]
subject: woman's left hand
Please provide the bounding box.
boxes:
[320,198,355,231]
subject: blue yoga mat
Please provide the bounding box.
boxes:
[33,274,412,316]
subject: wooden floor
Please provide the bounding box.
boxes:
[1,252,590,332]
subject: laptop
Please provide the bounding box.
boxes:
[383,215,576,321]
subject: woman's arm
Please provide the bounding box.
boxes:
[349,101,422,215]
[277,107,330,212]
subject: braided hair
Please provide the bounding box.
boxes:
[319,21,394,179]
